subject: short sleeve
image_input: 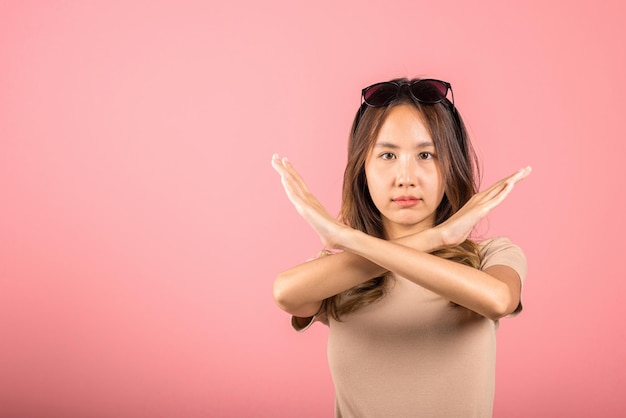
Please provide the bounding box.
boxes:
[291,309,329,332]
[479,237,527,316]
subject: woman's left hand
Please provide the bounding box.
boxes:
[271,154,349,249]
[435,166,532,248]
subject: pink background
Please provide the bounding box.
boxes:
[1,0,624,416]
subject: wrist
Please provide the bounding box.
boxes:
[420,227,446,252]
[421,227,446,252]
[390,227,445,253]
[336,226,365,253]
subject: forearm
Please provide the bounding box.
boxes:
[343,229,514,320]
[271,155,529,319]
[273,228,443,317]
[273,251,380,317]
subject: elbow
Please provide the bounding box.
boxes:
[483,287,517,321]
[273,272,321,318]
[273,272,293,312]
[484,302,509,321]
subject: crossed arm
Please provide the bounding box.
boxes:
[271,154,531,321]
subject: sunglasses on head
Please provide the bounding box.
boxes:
[361,79,454,108]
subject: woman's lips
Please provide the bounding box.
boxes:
[393,196,420,207]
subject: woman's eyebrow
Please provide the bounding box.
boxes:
[374,141,434,149]
[373,141,400,149]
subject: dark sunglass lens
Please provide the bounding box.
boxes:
[412,80,448,103]
[363,83,399,106]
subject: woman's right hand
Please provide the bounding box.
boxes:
[271,154,351,250]
[434,166,532,248]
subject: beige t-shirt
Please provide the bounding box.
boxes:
[292,237,527,418]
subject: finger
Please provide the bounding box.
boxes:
[473,179,510,204]
[271,153,288,176]
[280,157,314,197]
[504,166,532,186]
[281,172,308,204]
[272,155,307,195]
[272,155,321,213]
[494,166,531,199]
[280,175,306,207]
[475,166,532,202]
[273,155,304,201]
[479,171,524,212]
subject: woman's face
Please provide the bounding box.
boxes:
[364,104,445,239]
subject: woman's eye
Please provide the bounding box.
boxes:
[380,152,396,160]
[418,152,434,160]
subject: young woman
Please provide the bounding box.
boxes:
[271,78,531,417]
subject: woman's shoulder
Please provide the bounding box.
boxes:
[477,236,527,281]
[478,236,519,251]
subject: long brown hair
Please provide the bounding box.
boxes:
[324,78,482,321]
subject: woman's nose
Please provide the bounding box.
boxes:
[396,157,416,187]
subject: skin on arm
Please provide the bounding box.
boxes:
[273,227,441,318]
[271,154,530,320]
[339,229,522,320]
[275,229,522,320]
